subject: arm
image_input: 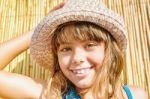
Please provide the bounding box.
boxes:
[0,0,67,70]
[0,30,33,69]
[0,30,44,98]
[0,1,67,98]
[0,30,45,98]
[0,71,45,99]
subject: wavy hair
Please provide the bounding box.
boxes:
[46,21,125,99]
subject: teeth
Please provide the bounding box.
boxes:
[72,68,90,74]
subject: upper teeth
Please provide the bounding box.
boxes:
[72,68,90,74]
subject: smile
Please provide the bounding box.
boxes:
[72,68,90,74]
[70,66,94,75]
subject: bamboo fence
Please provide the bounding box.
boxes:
[0,0,149,98]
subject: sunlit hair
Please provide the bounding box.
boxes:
[46,21,125,99]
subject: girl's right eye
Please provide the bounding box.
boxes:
[60,47,71,52]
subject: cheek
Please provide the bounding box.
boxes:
[58,54,72,69]
[94,51,104,62]
[89,49,105,67]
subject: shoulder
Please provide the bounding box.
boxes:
[128,85,148,99]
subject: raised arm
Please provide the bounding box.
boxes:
[0,30,45,99]
[0,0,67,69]
[0,1,67,98]
[0,30,33,69]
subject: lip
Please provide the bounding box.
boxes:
[70,66,94,78]
[69,66,93,70]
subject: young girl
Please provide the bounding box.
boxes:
[0,0,148,99]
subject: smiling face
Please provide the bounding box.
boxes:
[49,22,125,98]
[58,39,105,89]
[51,22,109,90]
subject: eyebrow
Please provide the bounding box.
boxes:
[60,40,96,45]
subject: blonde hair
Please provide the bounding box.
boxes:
[46,21,125,99]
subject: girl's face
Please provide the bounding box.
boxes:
[57,39,105,89]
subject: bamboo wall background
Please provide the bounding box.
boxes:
[0,0,149,98]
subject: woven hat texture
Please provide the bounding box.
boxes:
[30,0,127,68]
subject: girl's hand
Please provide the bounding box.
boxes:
[47,0,68,15]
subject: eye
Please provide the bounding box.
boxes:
[60,47,72,52]
[85,42,97,49]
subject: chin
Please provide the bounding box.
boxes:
[74,81,93,89]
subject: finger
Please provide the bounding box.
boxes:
[50,2,65,12]
[53,0,68,9]
[47,0,68,15]
[54,2,65,10]
[64,0,68,3]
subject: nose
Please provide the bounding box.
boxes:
[72,48,86,65]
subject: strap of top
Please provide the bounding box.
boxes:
[123,85,133,99]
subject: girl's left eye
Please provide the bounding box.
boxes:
[85,43,97,49]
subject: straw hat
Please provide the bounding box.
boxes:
[30,0,127,68]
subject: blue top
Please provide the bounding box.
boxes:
[62,86,80,99]
[62,85,133,99]
[123,85,133,99]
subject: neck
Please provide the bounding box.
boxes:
[75,84,113,99]
[76,87,94,99]
[80,91,94,99]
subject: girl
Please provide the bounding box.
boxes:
[0,0,148,99]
